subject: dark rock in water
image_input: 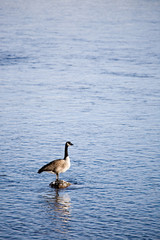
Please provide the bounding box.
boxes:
[49,180,71,189]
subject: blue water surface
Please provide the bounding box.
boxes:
[0,0,160,239]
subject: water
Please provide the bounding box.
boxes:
[0,0,160,239]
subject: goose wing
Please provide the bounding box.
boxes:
[38,159,64,173]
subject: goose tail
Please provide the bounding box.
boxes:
[38,166,44,174]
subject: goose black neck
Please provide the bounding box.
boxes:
[64,143,69,159]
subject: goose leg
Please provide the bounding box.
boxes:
[56,173,59,182]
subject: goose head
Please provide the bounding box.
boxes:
[66,141,73,146]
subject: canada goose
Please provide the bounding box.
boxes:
[38,141,73,181]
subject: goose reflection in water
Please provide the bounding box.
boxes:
[44,189,71,232]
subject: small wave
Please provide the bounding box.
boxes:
[0,174,8,177]
[0,52,29,66]
[101,70,152,78]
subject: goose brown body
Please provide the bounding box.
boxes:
[38,141,73,181]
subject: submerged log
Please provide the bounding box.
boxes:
[49,180,71,189]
